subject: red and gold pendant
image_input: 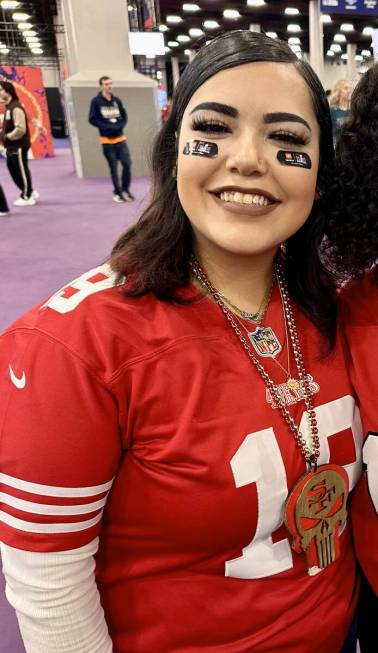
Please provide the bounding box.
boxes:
[284,464,349,576]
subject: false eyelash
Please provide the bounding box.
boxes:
[190,117,230,133]
[271,131,308,146]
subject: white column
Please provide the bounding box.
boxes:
[309,0,324,79]
[249,24,261,33]
[171,56,180,88]
[346,43,357,82]
[59,0,159,179]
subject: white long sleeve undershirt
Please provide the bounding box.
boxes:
[0,538,113,653]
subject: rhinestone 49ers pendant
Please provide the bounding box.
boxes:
[284,464,349,576]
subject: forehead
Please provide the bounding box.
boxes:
[184,61,316,123]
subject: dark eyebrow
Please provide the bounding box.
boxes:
[264,112,311,131]
[189,102,238,118]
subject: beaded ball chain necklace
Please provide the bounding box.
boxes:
[190,255,349,575]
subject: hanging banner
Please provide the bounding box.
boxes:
[0,65,54,159]
[321,0,378,15]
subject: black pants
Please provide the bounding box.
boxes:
[0,184,9,212]
[6,147,33,199]
[102,141,131,196]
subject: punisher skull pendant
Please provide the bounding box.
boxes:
[284,464,349,576]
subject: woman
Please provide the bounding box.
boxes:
[326,63,378,647]
[329,79,352,142]
[0,31,362,652]
[0,80,36,207]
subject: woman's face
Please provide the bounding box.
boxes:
[177,61,320,262]
[339,82,352,103]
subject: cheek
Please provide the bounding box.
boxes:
[274,156,319,200]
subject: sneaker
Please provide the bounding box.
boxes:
[13,196,36,207]
[31,190,40,200]
[0,211,10,216]
[122,191,135,202]
[113,194,125,203]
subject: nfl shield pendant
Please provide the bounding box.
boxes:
[248,326,282,358]
[284,464,349,576]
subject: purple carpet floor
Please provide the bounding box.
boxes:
[0,145,150,653]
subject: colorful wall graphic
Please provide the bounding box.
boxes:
[0,65,54,158]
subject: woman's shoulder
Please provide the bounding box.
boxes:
[339,269,378,326]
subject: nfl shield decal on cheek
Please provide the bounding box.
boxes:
[183,139,218,158]
[277,150,312,169]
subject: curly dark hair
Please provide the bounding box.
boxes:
[110,30,337,347]
[324,64,378,282]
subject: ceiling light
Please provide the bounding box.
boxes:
[290,44,301,53]
[361,49,371,57]
[189,27,204,38]
[0,1,20,8]
[247,0,266,6]
[0,47,10,53]
[330,43,342,52]
[334,33,346,42]
[17,22,33,30]
[321,14,332,23]
[128,5,133,11]
[206,40,212,45]
[158,24,168,32]
[183,3,200,11]
[28,41,41,49]
[203,20,220,29]
[355,54,363,61]
[223,9,241,19]
[0,43,9,49]
[164,46,170,53]
[288,36,301,44]
[362,27,373,36]
[285,7,299,15]
[340,23,354,32]
[25,36,39,43]
[266,32,278,39]
[326,50,335,56]
[341,53,348,60]
[176,34,190,42]
[166,15,183,24]
[12,12,30,20]
[30,48,43,54]
[287,24,301,33]
[22,30,37,37]
[184,49,192,56]
[167,41,179,47]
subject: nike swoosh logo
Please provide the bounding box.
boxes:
[9,364,26,389]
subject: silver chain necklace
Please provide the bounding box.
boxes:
[190,256,320,469]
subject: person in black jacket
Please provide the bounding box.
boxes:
[0,81,37,207]
[89,76,134,203]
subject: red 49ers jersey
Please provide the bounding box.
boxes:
[340,271,378,595]
[0,264,363,652]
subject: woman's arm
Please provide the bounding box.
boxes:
[1,538,113,653]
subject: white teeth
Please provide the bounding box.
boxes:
[219,191,270,206]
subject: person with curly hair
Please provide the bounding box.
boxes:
[0,31,362,653]
[325,63,378,649]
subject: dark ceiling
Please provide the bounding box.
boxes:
[0,0,59,63]
[159,0,378,62]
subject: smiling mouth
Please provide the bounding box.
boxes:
[210,189,279,207]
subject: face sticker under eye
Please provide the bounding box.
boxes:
[277,150,312,169]
[183,139,218,158]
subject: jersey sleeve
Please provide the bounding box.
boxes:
[0,328,122,553]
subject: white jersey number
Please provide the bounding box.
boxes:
[225,395,362,579]
[363,433,378,515]
[42,265,116,314]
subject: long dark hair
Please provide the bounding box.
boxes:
[0,81,19,101]
[110,30,336,346]
[325,64,378,282]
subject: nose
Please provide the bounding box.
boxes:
[226,133,267,177]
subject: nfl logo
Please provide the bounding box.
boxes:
[249,326,282,357]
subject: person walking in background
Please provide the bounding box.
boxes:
[0,81,37,207]
[329,79,352,142]
[0,183,10,216]
[89,76,134,203]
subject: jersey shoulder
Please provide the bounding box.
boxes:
[339,270,378,327]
